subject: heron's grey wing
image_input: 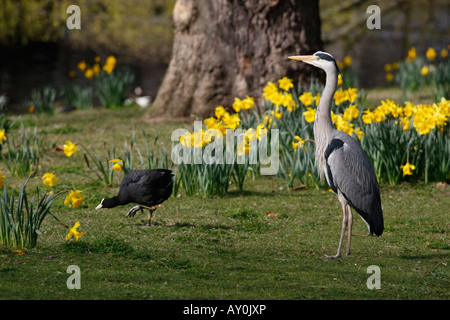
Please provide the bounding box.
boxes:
[325,135,383,235]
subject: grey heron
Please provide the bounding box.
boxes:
[289,51,383,258]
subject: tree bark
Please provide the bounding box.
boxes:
[149,0,323,119]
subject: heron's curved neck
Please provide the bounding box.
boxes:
[315,70,338,138]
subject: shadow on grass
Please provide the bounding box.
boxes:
[399,253,449,260]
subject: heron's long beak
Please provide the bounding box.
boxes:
[288,55,317,62]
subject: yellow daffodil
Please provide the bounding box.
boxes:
[103,55,116,74]
[274,106,283,120]
[263,114,273,128]
[384,64,392,72]
[263,82,279,102]
[242,96,254,110]
[372,108,386,123]
[214,105,227,119]
[0,129,6,143]
[180,130,214,148]
[343,104,359,121]
[280,92,297,111]
[403,101,415,117]
[400,116,411,130]
[420,66,429,76]
[0,171,5,188]
[12,249,25,255]
[400,162,415,176]
[237,140,250,156]
[313,93,321,106]
[386,73,394,82]
[334,115,354,136]
[179,133,192,148]
[85,68,94,79]
[63,141,78,157]
[232,98,243,113]
[362,109,373,124]
[303,107,316,123]
[407,47,416,61]
[343,56,352,67]
[93,64,101,76]
[270,91,283,106]
[64,190,83,208]
[232,96,254,113]
[337,74,343,87]
[109,158,124,172]
[65,221,84,241]
[334,89,347,105]
[346,88,358,102]
[256,123,267,140]
[438,97,450,115]
[222,113,241,129]
[42,173,58,187]
[278,77,294,91]
[77,60,86,71]
[299,92,313,106]
[354,127,364,140]
[378,99,402,117]
[105,55,116,67]
[440,49,448,58]
[291,135,305,151]
[425,47,436,61]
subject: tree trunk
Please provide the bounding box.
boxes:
[149,0,323,119]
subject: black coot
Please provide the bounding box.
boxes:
[96,169,173,226]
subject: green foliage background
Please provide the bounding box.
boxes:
[0,0,176,61]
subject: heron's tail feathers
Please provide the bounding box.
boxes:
[356,206,383,237]
[370,213,384,237]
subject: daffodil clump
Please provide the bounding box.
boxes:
[249,73,448,187]
[73,55,115,80]
[385,46,450,100]
[359,97,450,184]
[176,96,261,196]
[0,175,79,248]
[66,55,134,110]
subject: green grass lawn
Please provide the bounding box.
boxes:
[0,107,448,300]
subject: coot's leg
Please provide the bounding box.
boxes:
[146,206,157,227]
[126,205,141,218]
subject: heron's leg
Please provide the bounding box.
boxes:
[345,205,353,256]
[325,203,348,258]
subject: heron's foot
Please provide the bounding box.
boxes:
[126,205,142,218]
[352,233,370,237]
[324,253,341,259]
